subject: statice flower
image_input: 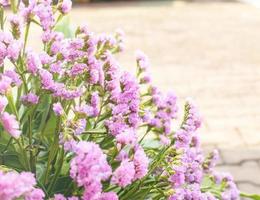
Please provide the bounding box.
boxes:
[135,50,150,72]
[133,146,149,180]
[21,92,39,105]
[115,128,137,146]
[70,142,112,199]
[26,50,42,75]
[0,112,21,138]
[60,0,72,14]
[34,1,55,31]
[0,170,44,200]
[98,192,118,200]
[168,166,185,188]
[4,70,22,86]
[111,159,135,187]
[74,118,86,135]
[6,39,22,61]
[0,0,9,7]
[25,188,45,200]
[203,149,219,172]
[54,194,79,200]
[53,102,64,116]
[0,75,12,94]
[9,14,23,39]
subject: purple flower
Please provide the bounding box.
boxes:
[21,92,39,105]
[168,166,185,188]
[54,194,66,200]
[0,75,12,94]
[0,170,44,200]
[0,112,21,138]
[4,70,22,86]
[135,50,150,72]
[111,159,135,187]
[26,51,42,75]
[0,0,9,6]
[9,14,23,38]
[53,102,64,116]
[74,119,86,135]
[69,63,87,77]
[35,2,55,30]
[98,192,118,200]
[133,146,149,180]
[60,0,72,14]
[25,188,45,200]
[7,39,22,60]
[50,61,63,75]
[116,129,137,146]
[70,142,112,199]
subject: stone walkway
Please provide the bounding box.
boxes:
[215,148,260,194]
[29,0,260,194]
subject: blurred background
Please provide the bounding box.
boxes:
[31,0,260,194]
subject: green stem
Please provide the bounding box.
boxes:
[6,92,19,119]
[15,138,30,171]
[23,22,31,56]
[10,0,17,13]
[47,148,64,195]
[28,114,35,173]
[0,7,4,30]
[43,117,61,185]
[139,127,151,143]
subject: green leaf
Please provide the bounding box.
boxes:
[54,15,74,38]
[0,153,25,171]
[41,113,57,142]
[51,176,73,195]
[240,193,260,200]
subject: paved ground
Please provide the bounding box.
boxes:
[28,0,260,194]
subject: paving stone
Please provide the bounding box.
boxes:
[220,149,260,164]
[216,161,260,185]
[238,183,260,195]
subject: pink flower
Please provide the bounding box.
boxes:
[0,112,21,138]
[133,146,149,180]
[0,96,8,113]
[25,188,45,200]
[0,170,43,200]
[21,92,39,105]
[116,129,137,146]
[53,102,64,116]
[26,51,42,75]
[111,159,135,187]
[60,0,72,14]
[0,0,9,6]
[70,142,112,199]
[98,192,118,200]
[0,75,12,94]
[7,39,22,60]
[54,194,66,200]
[4,70,22,86]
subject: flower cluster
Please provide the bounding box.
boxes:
[0,0,251,200]
[0,170,44,200]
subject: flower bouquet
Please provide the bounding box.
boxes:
[0,0,258,199]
